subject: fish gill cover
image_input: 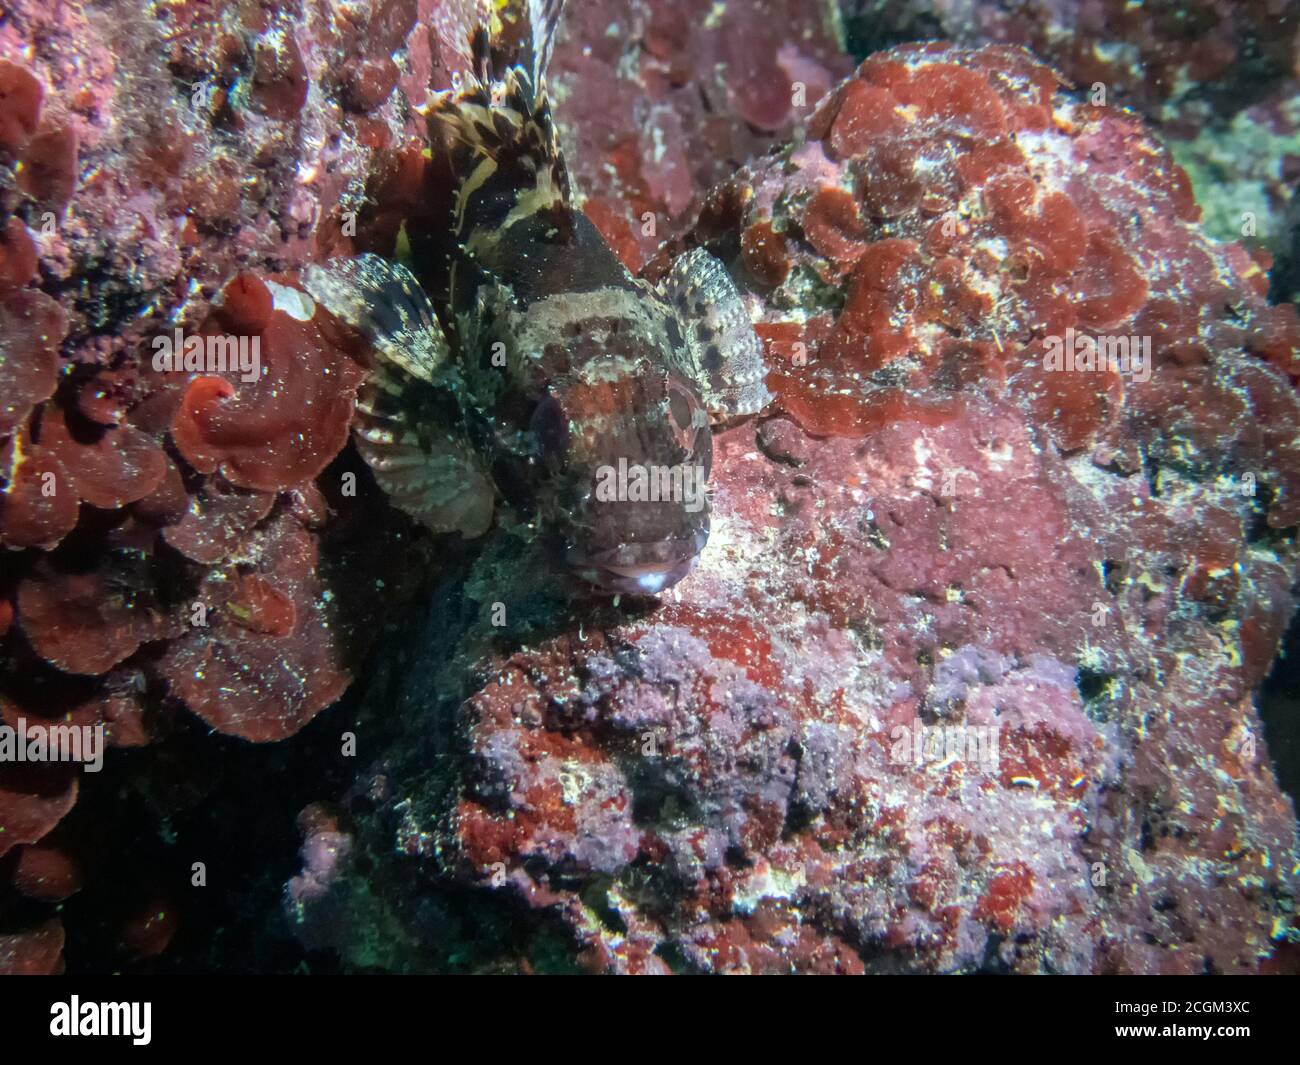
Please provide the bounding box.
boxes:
[0,0,1297,977]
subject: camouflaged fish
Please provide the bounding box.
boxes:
[304,0,769,596]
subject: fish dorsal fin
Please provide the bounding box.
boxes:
[527,0,566,85]
[466,0,563,88]
[661,248,773,418]
[432,3,572,248]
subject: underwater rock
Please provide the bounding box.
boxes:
[551,0,852,271]
[0,0,445,964]
[0,0,861,971]
[296,42,1300,974]
[0,0,1295,980]
[840,1,1300,290]
[842,0,1298,130]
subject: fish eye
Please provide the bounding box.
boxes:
[667,384,700,439]
[530,393,570,458]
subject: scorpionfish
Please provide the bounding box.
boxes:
[304,0,770,595]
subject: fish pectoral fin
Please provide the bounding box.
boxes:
[302,253,449,384]
[661,247,773,418]
[352,394,495,538]
[303,253,495,538]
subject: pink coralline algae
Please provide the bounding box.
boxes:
[550,0,851,271]
[0,0,869,973]
[0,0,458,969]
[0,0,1296,978]
[290,43,1300,974]
[842,1,1300,287]
[156,512,354,742]
[846,0,1299,130]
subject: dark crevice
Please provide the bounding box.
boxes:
[1260,602,1300,810]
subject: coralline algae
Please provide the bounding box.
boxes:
[0,0,1298,974]
[287,41,1300,974]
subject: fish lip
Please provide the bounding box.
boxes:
[568,534,707,596]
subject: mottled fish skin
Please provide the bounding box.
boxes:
[309,0,770,596]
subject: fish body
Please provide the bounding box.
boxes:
[305,0,769,595]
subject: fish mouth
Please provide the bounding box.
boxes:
[568,533,708,596]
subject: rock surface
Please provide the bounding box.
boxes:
[0,0,854,972]
[289,42,1300,973]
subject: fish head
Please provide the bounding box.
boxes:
[531,352,712,596]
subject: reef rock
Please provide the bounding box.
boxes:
[0,0,856,972]
[841,0,1300,286]
[293,42,1300,975]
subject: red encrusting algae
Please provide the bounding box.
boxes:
[287,40,1300,975]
